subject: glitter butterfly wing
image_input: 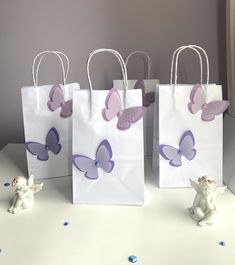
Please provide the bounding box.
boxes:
[201,101,230,121]
[26,127,61,161]
[102,88,146,130]
[117,107,146,130]
[102,88,122,121]
[188,84,229,121]
[159,130,196,167]
[48,85,72,117]
[72,140,114,180]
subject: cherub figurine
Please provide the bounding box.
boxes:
[189,176,226,226]
[8,175,43,214]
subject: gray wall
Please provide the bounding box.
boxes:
[0,0,226,149]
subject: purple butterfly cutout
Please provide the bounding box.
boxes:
[26,127,61,161]
[72,139,114,180]
[134,80,155,107]
[159,130,196,167]
[102,88,146,130]
[188,84,230,122]
[48,85,72,118]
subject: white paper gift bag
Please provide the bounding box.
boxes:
[21,51,80,179]
[113,51,159,155]
[153,45,229,187]
[72,48,145,205]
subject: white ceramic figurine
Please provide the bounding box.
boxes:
[8,175,43,214]
[189,176,226,226]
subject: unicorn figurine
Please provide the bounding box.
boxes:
[8,175,43,214]
[189,176,226,226]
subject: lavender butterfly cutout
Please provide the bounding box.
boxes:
[48,84,72,118]
[72,140,114,180]
[159,130,196,167]
[134,80,155,107]
[26,127,61,161]
[102,88,146,130]
[188,84,230,122]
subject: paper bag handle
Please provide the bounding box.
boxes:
[125,51,151,79]
[175,45,209,85]
[171,45,209,85]
[170,45,203,85]
[32,51,69,87]
[86,48,128,91]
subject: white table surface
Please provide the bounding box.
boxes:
[0,142,235,265]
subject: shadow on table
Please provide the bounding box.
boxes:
[55,175,73,203]
[3,144,28,175]
[144,156,158,186]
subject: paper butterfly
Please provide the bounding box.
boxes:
[159,130,196,167]
[134,80,155,107]
[48,84,72,118]
[26,127,61,161]
[188,84,229,122]
[72,139,114,180]
[102,88,146,130]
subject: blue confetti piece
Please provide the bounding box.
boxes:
[63,221,69,226]
[219,241,225,246]
[4,182,10,187]
[128,255,137,263]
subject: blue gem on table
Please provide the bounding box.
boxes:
[4,182,10,187]
[128,255,137,263]
[63,221,69,226]
[219,241,225,247]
